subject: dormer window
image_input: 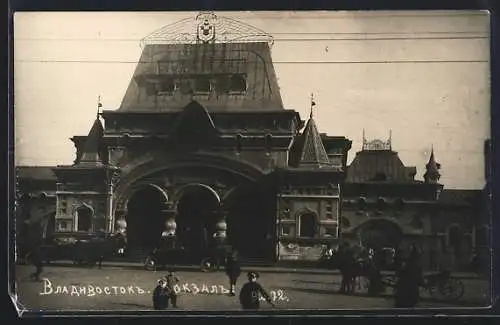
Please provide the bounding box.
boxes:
[215,75,230,94]
[158,79,176,94]
[195,76,211,93]
[178,79,193,95]
[230,74,247,92]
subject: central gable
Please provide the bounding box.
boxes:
[170,101,218,146]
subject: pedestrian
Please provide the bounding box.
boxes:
[152,278,168,310]
[164,268,180,308]
[225,251,241,296]
[394,245,424,308]
[239,271,275,310]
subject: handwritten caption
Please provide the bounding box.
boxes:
[39,279,290,302]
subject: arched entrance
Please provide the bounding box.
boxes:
[225,184,276,260]
[126,185,168,250]
[174,184,221,251]
[358,219,402,250]
[76,205,93,232]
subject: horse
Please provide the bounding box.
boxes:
[328,249,379,294]
[73,232,127,269]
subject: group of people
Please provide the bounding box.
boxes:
[152,251,276,310]
[324,242,425,308]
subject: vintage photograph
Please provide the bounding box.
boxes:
[12,10,491,313]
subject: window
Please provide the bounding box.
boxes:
[77,205,93,232]
[195,76,211,93]
[157,79,176,94]
[230,74,247,92]
[281,225,291,236]
[215,75,230,94]
[178,79,193,95]
[299,212,317,238]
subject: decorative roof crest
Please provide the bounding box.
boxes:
[362,130,392,151]
[140,11,274,47]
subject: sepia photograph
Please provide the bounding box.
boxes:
[12,10,492,313]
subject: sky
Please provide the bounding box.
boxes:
[14,11,490,189]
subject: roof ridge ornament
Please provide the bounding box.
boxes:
[140,11,274,47]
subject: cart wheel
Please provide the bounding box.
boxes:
[144,257,156,271]
[200,257,216,273]
[440,278,465,302]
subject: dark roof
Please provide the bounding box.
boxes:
[119,42,283,112]
[346,150,417,183]
[438,189,482,206]
[77,118,104,166]
[298,117,333,168]
[16,166,57,181]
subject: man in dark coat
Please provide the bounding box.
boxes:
[152,278,168,310]
[239,272,275,310]
[225,251,241,296]
[394,245,424,308]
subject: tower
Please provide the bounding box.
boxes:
[424,146,441,184]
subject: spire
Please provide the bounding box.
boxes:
[309,93,316,119]
[97,95,103,118]
[77,118,104,166]
[299,98,332,168]
[424,145,441,183]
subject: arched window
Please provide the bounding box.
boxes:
[77,205,93,232]
[299,212,317,238]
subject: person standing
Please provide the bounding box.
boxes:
[239,272,275,310]
[394,245,424,308]
[225,251,241,296]
[164,269,180,308]
[152,278,168,310]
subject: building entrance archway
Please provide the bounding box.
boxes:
[126,186,168,250]
[175,184,221,251]
[358,219,402,250]
[224,184,276,260]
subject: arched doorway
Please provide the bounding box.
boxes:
[126,186,168,250]
[225,184,276,260]
[77,205,93,232]
[358,219,402,250]
[175,184,221,251]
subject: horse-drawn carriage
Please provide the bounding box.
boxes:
[144,242,233,272]
[24,231,126,268]
[381,270,465,302]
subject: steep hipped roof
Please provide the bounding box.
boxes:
[76,118,104,166]
[346,150,417,183]
[298,117,332,168]
[119,42,283,112]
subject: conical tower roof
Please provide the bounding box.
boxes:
[298,117,332,168]
[424,147,441,182]
[77,118,104,166]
